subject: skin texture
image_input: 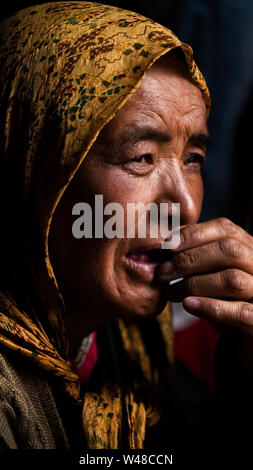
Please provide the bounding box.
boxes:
[49,53,208,352]
[49,52,253,362]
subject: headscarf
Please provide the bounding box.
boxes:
[0,1,210,448]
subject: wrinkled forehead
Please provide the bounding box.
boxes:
[93,57,207,149]
[138,55,206,108]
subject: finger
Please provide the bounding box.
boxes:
[156,238,253,280]
[165,269,253,302]
[170,218,253,253]
[182,296,253,333]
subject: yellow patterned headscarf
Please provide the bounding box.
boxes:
[0,2,210,448]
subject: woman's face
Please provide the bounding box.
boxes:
[49,55,208,334]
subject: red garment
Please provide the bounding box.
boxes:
[174,318,220,394]
[70,318,219,394]
[70,331,98,383]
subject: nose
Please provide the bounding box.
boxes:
[157,159,201,225]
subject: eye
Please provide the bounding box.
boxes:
[184,153,205,166]
[129,154,153,164]
[123,153,154,175]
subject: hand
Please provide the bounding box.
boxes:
[156,217,253,336]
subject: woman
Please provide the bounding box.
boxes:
[1,1,253,451]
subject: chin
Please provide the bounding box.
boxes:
[112,284,168,321]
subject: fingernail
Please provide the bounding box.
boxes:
[183,297,201,311]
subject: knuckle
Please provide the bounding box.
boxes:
[174,250,198,271]
[219,238,244,260]
[183,224,205,245]
[236,303,253,326]
[223,269,248,292]
[186,275,199,293]
[210,301,222,317]
[218,217,236,235]
[194,224,205,242]
[181,223,195,244]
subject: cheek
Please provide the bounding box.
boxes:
[189,174,204,219]
[84,167,141,204]
[49,168,138,286]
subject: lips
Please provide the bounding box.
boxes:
[123,244,173,282]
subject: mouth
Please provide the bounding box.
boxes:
[123,245,174,282]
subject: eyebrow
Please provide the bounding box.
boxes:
[118,126,172,146]
[189,133,211,150]
[118,126,210,150]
